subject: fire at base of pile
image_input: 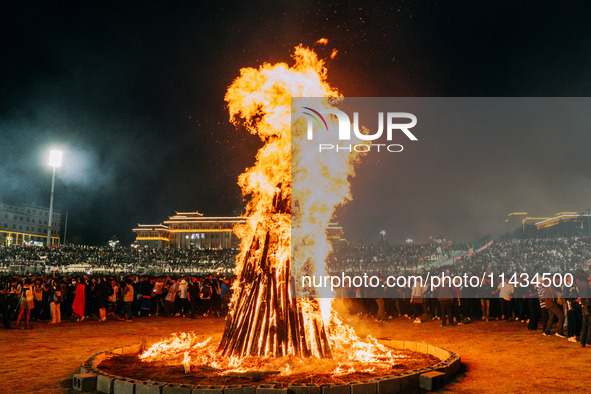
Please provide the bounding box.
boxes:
[128,312,438,384]
[95,329,438,387]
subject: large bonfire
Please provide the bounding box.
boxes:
[141,41,401,376]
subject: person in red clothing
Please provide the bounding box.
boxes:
[71,278,86,322]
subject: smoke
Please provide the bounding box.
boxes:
[0,86,168,245]
[46,147,114,189]
[0,103,129,204]
[338,98,591,244]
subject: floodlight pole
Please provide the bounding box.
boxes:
[63,210,68,245]
[47,166,57,246]
[46,149,62,247]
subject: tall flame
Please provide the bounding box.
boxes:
[226,43,362,331]
[225,44,342,278]
[141,42,403,375]
[223,43,348,358]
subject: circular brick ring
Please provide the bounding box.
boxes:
[73,340,461,393]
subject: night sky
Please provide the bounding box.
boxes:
[2,1,591,245]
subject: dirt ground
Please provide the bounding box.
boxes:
[0,315,589,393]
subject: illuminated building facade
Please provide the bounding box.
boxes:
[327,222,347,246]
[133,211,245,249]
[0,202,61,246]
[535,212,591,237]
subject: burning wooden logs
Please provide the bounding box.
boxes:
[217,185,332,359]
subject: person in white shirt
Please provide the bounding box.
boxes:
[496,276,514,321]
[178,278,189,317]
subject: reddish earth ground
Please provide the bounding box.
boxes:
[0,315,589,393]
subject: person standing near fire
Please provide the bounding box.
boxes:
[437,273,455,326]
[542,284,566,337]
[152,278,164,316]
[189,277,201,318]
[164,279,179,317]
[49,279,62,324]
[177,278,189,317]
[220,278,231,316]
[575,269,591,347]
[16,278,34,328]
[107,279,120,319]
[71,278,86,322]
[493,275,514,321]
[122,278,134,321]
[410,275,427,323]
[200,278,213,317]
[32,279,45,321]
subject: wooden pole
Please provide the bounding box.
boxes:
[219,186,332,359]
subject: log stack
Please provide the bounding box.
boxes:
[217,184,332,359]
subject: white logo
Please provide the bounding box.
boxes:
[301,107,417,153]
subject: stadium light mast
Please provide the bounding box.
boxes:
[47,149,63,246]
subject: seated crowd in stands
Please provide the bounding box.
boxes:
[0,245,238,274]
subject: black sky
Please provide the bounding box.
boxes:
[1,1,591,245]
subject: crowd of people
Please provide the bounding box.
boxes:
[334,265,591,348]
[0,273,233,328]
[452,237,591,276]
[328,237,591,277]
[0,245,238,275]
[328,243,441,274]
[1,237,590,348]
[1,243,448,276]
[331,238,591,349]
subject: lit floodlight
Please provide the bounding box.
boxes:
[49,149,63,168]
[46,149,64,246]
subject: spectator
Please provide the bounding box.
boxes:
[139,277,152,318]
[220,279,231,316]
[165,279,178,317]
[16,278,34,328]
[410,277,427,323]
[189,277,201,318]
[72,278,86,322]
[152,278,164,316]
[33,279,45,321]
[200,279,213,316]
[542,285,566,338]
[495,276,514,321]
[49,280,62,324]
[575,269,590,348]
[96,277,109,322]
[437,276,454,326]
[122,278,134,321]
[178,278,189,317]
[107,279,119,319]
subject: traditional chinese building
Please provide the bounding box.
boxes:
[535,212,591,237]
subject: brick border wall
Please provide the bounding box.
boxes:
[73,340,461,393]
